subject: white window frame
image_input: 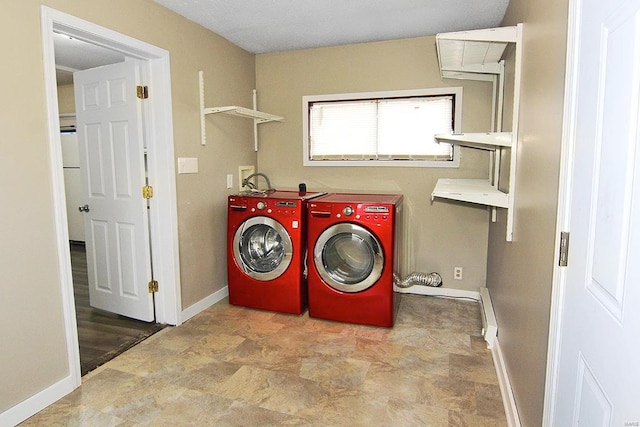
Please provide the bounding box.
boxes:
[302,87,462,168]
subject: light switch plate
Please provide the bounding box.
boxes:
[177,157,198,174]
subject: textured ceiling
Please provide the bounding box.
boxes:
[54,0,511,85]
[153,0,511,54]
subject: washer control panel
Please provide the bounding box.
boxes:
[229,196,301,217]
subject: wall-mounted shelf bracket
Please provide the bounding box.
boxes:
[431,24,523,241]
[199,71,284,150]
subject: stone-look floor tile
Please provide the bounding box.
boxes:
[99,376,190,424]
[223,338,304,375]
[361,361,424,402]
[185,332,247,359]
[395,345,451,378]
[144,324,211,352]
[213,365,328,415]
[104,339,184,376]
[144,354,242,394]
[62,368,145,410]
[449,353,499,385]
[300,355,371,389]
[232,316,287,340]
[384,398,450,427]
[144,388,234,425]
[388,325,473,356]
[350,336,405,365]
[340,323,392,341]
[20,294,508,426]
[216,400,299,426]
[295,386,389,427]
[417,373,477,413]
[20,403,125,427]
[474,382,506,419]
[448,409,508,427]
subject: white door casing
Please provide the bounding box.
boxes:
[74,60,154,321]
[546,0,640,425]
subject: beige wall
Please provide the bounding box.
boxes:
[256,37,495,289]
[1,0,256,413]
[488,1,569,426]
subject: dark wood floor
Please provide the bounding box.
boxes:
[70,242,165,375]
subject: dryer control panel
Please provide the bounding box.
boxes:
[309,202,394,226]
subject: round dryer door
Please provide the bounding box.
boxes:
[233,216,293,281]
[314,223,383,293]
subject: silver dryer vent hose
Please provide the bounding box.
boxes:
[395,271,443,288]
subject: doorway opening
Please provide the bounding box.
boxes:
[69,241,165,375]
[42,6,182,387]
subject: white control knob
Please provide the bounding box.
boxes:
[343,206,354,216]
[256,201,266,210]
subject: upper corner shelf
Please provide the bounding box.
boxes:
[436,25,519,80]
[198,71,284,149]
[434,132,512,150]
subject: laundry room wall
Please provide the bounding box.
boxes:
[256,37,494,290]
[486,0,569,425]
[1,0,256,416]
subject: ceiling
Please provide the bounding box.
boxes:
[153,0,511,54]
[54,32,125,85]
[54,0,510,85]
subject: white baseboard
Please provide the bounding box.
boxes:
[479,287,498,349]
[394,285,480,301]
[0,375,77,427]
[491,337,522,427]
[180,286,228,322]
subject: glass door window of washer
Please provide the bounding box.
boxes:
[234,217,293,281]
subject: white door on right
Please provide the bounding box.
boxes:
[554,0,640,425]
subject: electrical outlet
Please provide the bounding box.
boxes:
[454,267,463,280]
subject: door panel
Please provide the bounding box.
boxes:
[553,0,640,424]
[74,60,154,322]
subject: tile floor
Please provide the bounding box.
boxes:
[22,294,507,426]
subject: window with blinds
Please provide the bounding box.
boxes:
[303,87,462,167]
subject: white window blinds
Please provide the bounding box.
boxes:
[309,95,454,161]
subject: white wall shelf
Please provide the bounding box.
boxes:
[431,178,509,209]
[431,24,523,241]
[435,132,512,150]
[199,71,284,150]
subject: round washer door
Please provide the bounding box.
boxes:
[233,216,293,281]
[314,223,383,293]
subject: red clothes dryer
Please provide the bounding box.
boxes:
[307,193,403,327]
[227,190,324,314]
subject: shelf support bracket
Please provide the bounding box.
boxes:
[199,70,207,146]
[199,71,283,150]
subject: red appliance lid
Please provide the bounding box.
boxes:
[314,193,403,204]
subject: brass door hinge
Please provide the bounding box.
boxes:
[148,280,159,293]
[142,185,153,199]
[137,85,149,99]
[559,232,570,267]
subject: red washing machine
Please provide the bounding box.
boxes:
[227,190,325,314]
[307,193,403,327]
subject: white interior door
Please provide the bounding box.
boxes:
[74,60,154,322]
[552,0,640,424]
